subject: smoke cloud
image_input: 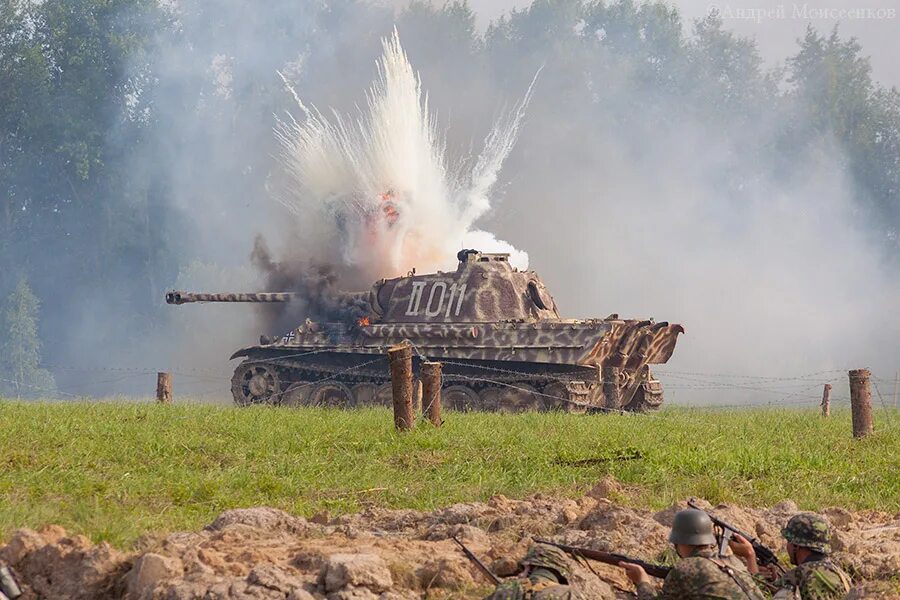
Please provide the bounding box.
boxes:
[272,29,532,279]
[60,0,897,405]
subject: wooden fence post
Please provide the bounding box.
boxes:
[821,384,831,417]
[156,372,172,404]
[848,369,873,438]
[422,361,442,427]
[388,343,414,431]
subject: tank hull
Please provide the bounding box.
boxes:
[228,316,682,412]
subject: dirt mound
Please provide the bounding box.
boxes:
[2,489,899,599]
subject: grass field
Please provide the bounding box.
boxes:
[0,401,897,546]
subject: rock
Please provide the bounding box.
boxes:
[310,511,332,525]
[491,557,520,577]
[247,563,305,593]
[559,507,580,524]
[0,528,45,564]
[416,557,474,589]
[206,508,309,536]
[651,503,685,527]
[586,476,621,500]
[127,553,183,599]
[574,575,617,600]
[327,588,379,600]
[431,503,483,525]
[823,507,853,529]
[771,500,799,514]
[831,530,848,552]
[379,592,419,600]
[488,494,514,510]
[287,589,317,600]
[447,524,490,548]
[12,533,127,600]
[322,554,393,593]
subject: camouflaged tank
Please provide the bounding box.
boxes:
[166,250,684,412]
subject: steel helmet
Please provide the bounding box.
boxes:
[519,544,572,584]
[668,509,717,546]
[782,513,832,554]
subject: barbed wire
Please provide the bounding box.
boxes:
[871,379,895,425]
[9,352,899,413]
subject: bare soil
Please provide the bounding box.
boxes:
[2,479,898,599]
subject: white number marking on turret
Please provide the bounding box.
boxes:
[445,283,467,317]
[425,282,447,317]
[406,281,426,316]
[406,281,467,318]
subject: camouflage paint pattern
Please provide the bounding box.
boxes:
[772,559,852,600]
[519,545,573,584]
[485,546,575,600]
[483,577,573,600]
[166,292,298,304]
[636,547,766,600]
[168,251,684,410]
[781,514,833,554]
[228,252,683,369]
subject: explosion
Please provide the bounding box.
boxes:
[273,29,534,281]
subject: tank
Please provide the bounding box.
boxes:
[166,250,684,412]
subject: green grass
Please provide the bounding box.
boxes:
[0,401,897,546]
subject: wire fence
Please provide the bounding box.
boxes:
[2,352,898,417]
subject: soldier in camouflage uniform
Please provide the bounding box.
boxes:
[619,509,766,600]
[768,514,851,600]
[484,544,574,600]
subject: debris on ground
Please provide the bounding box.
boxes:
[2,486,898,599]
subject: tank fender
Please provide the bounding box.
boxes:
[230,348,253,360]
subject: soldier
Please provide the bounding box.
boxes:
[619,508,766,600]
[484,543,574,600]
[743,513,851,600]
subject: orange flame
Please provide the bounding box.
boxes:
[357,316,371,327]
[380,190,399,225]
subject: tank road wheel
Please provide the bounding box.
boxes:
[282,382,313,407]
[308,382,354,408]
[375,382,394,407]
[541,382,569,412]
[231,363,282,407]
[496,383,540,413]
[478,387,502,411]
[351,383,378,407]
[442,385,480,412]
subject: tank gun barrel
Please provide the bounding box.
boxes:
[165,291,297,305]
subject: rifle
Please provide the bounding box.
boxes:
[687,499,785,574]
[451,535,501,585]
[532,538,671,579]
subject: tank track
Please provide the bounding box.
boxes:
[230,355,661,413]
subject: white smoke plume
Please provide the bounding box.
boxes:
[273,29,532,279]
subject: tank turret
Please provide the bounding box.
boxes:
[167,250,684,411]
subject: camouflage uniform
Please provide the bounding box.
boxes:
[772,514,851,600]
[636,546,767,600]
[484,544,574,600]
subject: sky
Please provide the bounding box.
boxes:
[466,0,900,88]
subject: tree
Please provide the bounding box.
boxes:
[0,279,55,399]
[787,26,900,244]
